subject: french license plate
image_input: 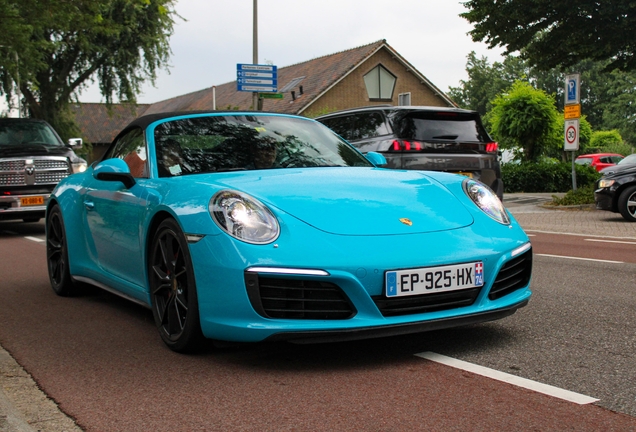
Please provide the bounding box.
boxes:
[386,262,484,297]
[20,196,44,206]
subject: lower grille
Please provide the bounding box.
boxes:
[489,249,533,300]
[373,287,480,317]
[245,274,356,320]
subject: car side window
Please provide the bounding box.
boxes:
[105,127,148,178]
[320,112,389,141]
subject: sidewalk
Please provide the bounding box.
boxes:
[505,193,636,239]
[1,194,635,431]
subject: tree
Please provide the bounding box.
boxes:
[448,52,528,116]
[0,0,178,138]
[489,81,560,162]
[461,0,636,72]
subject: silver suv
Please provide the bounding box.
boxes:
[316,106,503,198]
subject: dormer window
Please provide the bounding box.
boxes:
[363,65,396,100]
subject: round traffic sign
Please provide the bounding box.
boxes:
[566,125,577,144]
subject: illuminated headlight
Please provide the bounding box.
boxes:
[598,179,615,188]
[210,190,280,244]
[463,179,510,225]
[72,160,87,173]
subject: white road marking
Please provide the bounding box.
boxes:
[526,229,636,241]
[24,236,45,243]
[536,253,623,264]
[584,238,636,245]
[416,352,599,405]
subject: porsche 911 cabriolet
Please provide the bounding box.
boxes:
[46,111,532,352]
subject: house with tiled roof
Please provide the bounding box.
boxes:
[145,39,454,117]
[71,103,150,161]
[74,40,455,161]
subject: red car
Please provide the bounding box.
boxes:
[575,153,624,172]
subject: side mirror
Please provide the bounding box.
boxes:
[93,158,136,189]
[365,151,387,167]
[68,138,83,149]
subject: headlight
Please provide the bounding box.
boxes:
[72,158,88,173]
[598,179,615,188]
[463,179,510,225]
[210,190,280,244]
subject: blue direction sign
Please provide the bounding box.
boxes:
[237,64,277,92]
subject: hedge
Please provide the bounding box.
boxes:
[501,162,600,193]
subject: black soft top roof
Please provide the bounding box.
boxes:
[123,110,289,130]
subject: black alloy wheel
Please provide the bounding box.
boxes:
[149,218,204,352]
[46,205,77,296]
[618,185,636,222]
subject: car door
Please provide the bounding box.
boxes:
[83,127,150,291]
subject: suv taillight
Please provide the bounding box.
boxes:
[390,140,423,151]
[486,142,498,153]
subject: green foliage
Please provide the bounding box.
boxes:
[448,52,528,116]
[549,184,596,206]
[461,0,636,72]
[590,130,623,148]
[0,0,179,139]
[489,81,560,162]
[580,129,636,156]
[502,162,600,193]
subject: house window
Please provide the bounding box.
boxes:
[398,92,411,106]
[363,65,396,100]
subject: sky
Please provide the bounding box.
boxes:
[76,0,507,104]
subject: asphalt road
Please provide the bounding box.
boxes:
[1,206,636,431]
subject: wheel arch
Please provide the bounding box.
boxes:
[612,180,636,212]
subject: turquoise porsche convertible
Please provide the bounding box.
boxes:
[46,111,532,352]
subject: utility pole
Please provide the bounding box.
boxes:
[252,0,259,111]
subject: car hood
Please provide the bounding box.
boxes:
[203,168,474,236]
[602,163,636,176]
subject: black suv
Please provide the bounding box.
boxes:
[0,118,86,222]
[316,106,503,198]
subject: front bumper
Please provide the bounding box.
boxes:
[0,193,49,220]
[190,219,533,343]
[594,187,615,212]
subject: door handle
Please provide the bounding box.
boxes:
[84,201,95,210]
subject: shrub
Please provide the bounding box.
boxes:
[549,184,596,205]
[502,161,600,192]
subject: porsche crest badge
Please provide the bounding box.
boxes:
[399,218,413,226]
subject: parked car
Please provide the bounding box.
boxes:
[599,153,636,175]
[316,106,504,199]
[0,118,86,222]
[575,153,623,172]
[46,111,532,352]
[595,164,636,222]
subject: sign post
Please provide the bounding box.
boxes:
[237,64,278,110]
[564,73,581,190]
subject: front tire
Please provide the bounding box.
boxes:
[149,218,204,352]
[46,205,77,296]
[618,185,636,222]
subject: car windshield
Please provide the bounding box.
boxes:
[617,154,636,165]
[390,111,490,142]
[153,114,373,176]
[0,122,62,147]
[575,157,593,165]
